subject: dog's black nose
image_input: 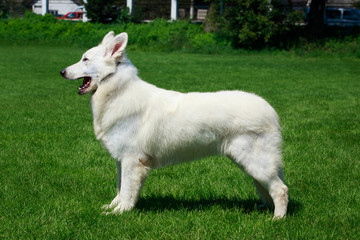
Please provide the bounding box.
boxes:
[60,69,66,77]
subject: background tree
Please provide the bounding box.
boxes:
[85,0,121,23]
[307,0,326,37]
[1,0,34,17]
[0,0,10,18]
[205,0,299,49]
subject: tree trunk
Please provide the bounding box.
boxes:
[308,0,326,37]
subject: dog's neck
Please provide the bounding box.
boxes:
[114,51,127,66]
[90,57,142,140]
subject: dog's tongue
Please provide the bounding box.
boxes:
[82,77,91,87]
[78,77,91,95]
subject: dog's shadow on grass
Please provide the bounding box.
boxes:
[136,196,301,216]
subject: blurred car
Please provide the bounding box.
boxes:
[304,7,360,27]
[57,12,83,21]
[325,7,360,27]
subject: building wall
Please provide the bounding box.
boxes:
[32,0,82,16]
[327,0,358,7]
[130,0,209,20]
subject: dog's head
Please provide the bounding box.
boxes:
[60,31,128,95]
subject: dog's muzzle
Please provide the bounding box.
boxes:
[60,69,93,95]
[60,69,66,77]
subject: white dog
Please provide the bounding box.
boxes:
[60,31,288,219]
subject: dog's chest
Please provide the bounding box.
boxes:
[95,115,140,160]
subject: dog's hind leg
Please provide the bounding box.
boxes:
[253,178,274,208]
[225,133,288,219]
[253,167,286,208]
[111,156,151,214]
[254,175,288,219]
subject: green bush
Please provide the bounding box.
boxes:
[0,12,226,52]
[0,12,359,56]
[206,0,300,49]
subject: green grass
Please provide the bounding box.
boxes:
[0,45,359,239]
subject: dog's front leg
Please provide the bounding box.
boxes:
[110,157,151,214]
[102,160,122,211]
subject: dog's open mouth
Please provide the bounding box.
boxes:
[78,77,92,95]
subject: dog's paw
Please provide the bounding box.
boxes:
[101,209,113,215]
[103,202,135,215]
[105,195,122,208]
[101,195,136,215]
[112,204,126,214]
[272,214,286,220]
[101,204,124,215]
[101,195,122,214]
[101,204,125,215]
[101,204,112,210]
[101,204,116,215]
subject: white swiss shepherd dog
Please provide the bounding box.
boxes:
[60,31,288,219]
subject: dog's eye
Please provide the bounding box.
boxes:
[82,57,89,62]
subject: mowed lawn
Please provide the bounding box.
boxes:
[0,44,359,239]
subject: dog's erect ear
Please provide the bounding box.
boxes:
[102,31,115,45]
[105,32,128,61]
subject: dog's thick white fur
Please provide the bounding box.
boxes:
[60,31,288,219]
